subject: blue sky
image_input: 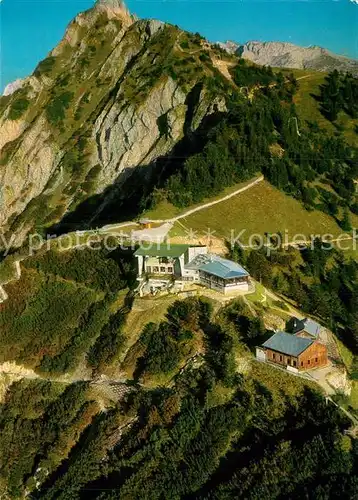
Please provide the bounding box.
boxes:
[1,0,357,92]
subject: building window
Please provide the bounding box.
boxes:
[301,361,303,367]
[315,357,318,362]
[160,267,166,273]
[167,267,173,273]
[280,355,282,361]
[272,353,276,360]
[293,360,297,367]
[287,358,291,366]
[308,360,310,365]
[153,267,159,273]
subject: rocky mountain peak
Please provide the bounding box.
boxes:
[95,0,125,8]
[94,0,131,17]
[0,8,230,245]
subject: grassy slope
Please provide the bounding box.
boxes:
[169,180,355,243]
[279,68,358,145]
[143,177,261,220]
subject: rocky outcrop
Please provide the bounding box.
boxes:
[326,368,352,396]
[0,361,40,402]
[220,40,358,76]
[3,79,25,97]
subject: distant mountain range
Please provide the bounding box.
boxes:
[4,39,358,98]
[218,41,358,76]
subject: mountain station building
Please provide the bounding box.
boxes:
[256,331,328,372]
[134,244,251,295]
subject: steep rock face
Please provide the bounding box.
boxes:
[0,116,60,226]
[91,74,226,188]
[92,76,187,182]
[0,3,229,245]
[220,40,358,76]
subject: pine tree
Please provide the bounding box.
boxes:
[340,208,352,232]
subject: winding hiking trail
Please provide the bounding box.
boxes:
[101,176,264,231]
[153,175,264,223]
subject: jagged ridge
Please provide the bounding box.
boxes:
[219,40,358,76]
